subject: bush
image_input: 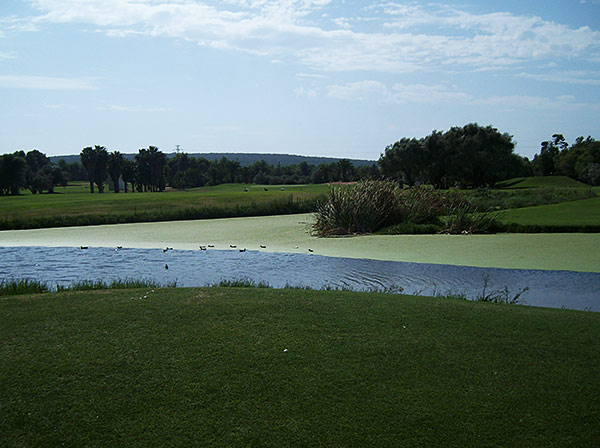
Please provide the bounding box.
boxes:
[313,181,400,235]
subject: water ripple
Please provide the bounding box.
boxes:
[0,246,598,311]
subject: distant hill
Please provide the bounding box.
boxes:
[50,152,376,167]
[496,176,589,189]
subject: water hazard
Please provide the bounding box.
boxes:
[1,246,599,311]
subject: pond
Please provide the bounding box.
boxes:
[1,246,599,311]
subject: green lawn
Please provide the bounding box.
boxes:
[499,196,600,230]
[1,287,599,447]
[0,183,328,229]
[496,175,589,189]
[0,182,328,218]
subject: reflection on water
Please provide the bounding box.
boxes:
[1,246,599,311]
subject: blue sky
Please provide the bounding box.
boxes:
[1,0,599,160]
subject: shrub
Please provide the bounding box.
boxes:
[313,180,400,235]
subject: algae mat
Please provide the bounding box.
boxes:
[0,213,598,272]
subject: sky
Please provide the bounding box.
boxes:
[1,0,599,161]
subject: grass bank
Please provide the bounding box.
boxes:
[495,175,589,189]
[1,287,598,447]
[499,196,600,232]
[0,183,327,230]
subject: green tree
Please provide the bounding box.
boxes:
[0,152,27,195]
[121,159,136,193]
[379,138,425,187]
[80,146,97,193]
[107,151,123,193]
[93,146,109,193]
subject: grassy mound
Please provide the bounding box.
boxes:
[1,287,599,447]
[496,175,588,189]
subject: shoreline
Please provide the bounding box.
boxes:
[1,213,599,272]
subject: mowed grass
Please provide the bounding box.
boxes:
[0,182,328,219]
[499,196,600,230]
[1,287,599,447]
[496,175,589,189]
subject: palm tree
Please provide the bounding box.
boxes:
[93,146,108,193]
[107,151,124,193]
[147,146,166,192]
[80,146,97,193]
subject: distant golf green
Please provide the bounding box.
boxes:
[1,287,598,447]
[496,175,589,189]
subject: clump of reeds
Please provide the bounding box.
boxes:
[0,279,49,296]
[214,278,271,288]
[440,200,500,234]
[313,180,400,236]
[59,278,172,291]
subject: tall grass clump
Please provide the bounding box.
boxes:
[441,200,500,234]
[0,279,49,296]
[213,278,271,288]
[57,278,173,292]
[475,275,529,304]
[313,180,400,236]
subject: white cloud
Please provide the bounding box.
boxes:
[20,0,600,74]
[474,94,600,111]
[390,83,472,103]
[294,86,317,98]
[328,80,388,101]
[516,70,600,86]
[327,79,600,111]
[97,104,172,112]
[0,74,98,90]
[328,80,470,104]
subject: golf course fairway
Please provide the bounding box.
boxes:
[0,213,598,272]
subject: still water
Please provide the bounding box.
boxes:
[1,246,599,311]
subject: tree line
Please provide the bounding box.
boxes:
[379,123,600,188]
[3,123,598,196]
[76,145,380,193]
[0,149,73,196]
[531,134,600,185]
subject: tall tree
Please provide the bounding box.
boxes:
[0,152,27,195]
[107,151,123,193]
[147,146,166,191]
[80,146,97,193]
[93,146,108,193]
[121,159,136,193]
[379,138,425,187]
[379,124,520,188]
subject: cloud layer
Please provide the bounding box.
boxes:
[22,0,599,74]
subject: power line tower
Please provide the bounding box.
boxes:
[174,144,181,154]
